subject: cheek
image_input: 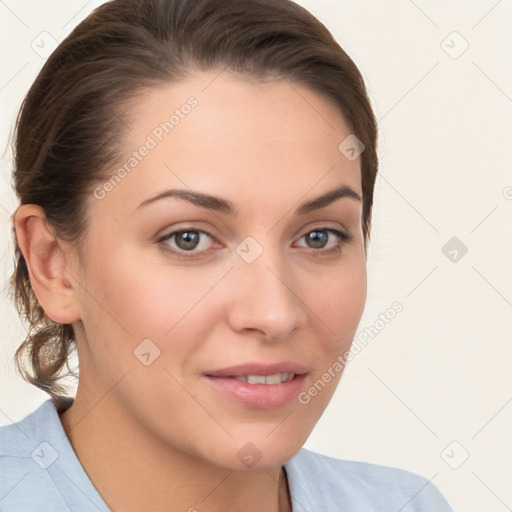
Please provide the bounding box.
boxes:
[296,262,366,413]
[79,230,366,370]
[79,243,226,375]
[84,245,203,337]
[306,258,367,348]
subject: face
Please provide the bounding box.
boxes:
[68,70,367,470]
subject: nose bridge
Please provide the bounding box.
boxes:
[227,236,307,339]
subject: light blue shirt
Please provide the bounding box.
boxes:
[0,399,453,511]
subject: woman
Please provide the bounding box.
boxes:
[1,0,453,510]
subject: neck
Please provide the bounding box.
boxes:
[59,389,292,512]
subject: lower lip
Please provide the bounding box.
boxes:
[202,374,307,410]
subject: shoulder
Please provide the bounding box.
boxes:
[0,400,51,465]
[284,448,453,511]
[0,400,78,511]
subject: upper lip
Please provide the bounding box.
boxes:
[204,362,308,378]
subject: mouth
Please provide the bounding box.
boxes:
[202,362,308,409]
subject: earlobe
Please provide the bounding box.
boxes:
[13,204,81,324]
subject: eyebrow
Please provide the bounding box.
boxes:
[135,184,361,216]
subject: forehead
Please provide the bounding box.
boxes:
[93,70,362,215]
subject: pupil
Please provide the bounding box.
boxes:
[308,230,327,248]
[177,231,199,250]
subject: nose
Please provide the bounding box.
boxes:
[225,244,308,342]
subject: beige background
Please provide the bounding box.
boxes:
[1,1,511,510]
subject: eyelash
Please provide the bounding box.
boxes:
[156,226,353,260]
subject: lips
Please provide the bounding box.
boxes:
[202,362,309,409]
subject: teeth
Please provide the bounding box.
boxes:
[235,373,295,384]
[264,373,283,384]
[247,375,266,384]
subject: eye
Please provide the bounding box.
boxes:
[157,226,352,260]
[296,227,352,255]
[158,229,216,258]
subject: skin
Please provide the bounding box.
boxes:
[14,70,367,512]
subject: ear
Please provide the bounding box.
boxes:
[13,204,81,324]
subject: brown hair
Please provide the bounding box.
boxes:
[9,0,378,409]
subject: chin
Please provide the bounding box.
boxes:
[190,424,311,472]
